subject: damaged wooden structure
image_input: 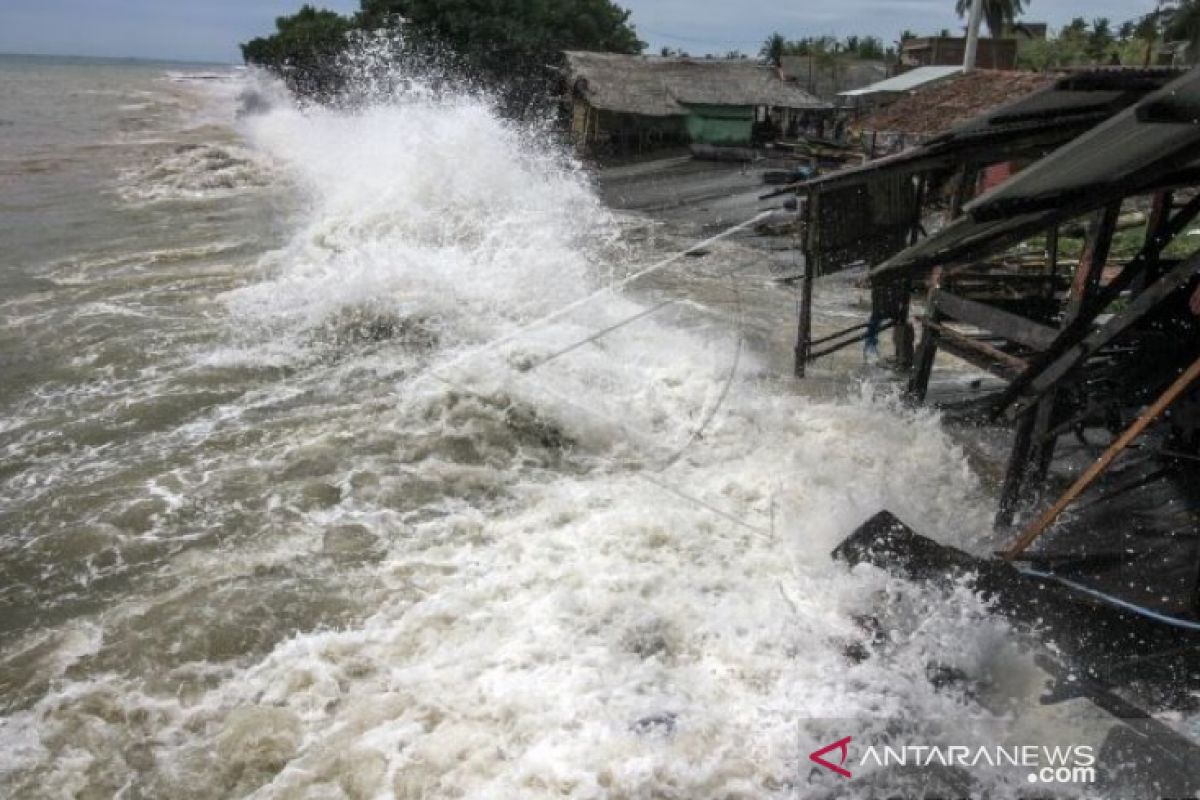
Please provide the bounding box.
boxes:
[788,66,1200,619]
[789,67,1188,379]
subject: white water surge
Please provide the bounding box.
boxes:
[0,57,1094,800]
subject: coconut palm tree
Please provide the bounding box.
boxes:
[954,0,1030,38]
[1162,0,1200,63]
[760,32,786,67]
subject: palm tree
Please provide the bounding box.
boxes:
[760,32,786,67]
[1162,0,1200,63]
[954,0,1030,38]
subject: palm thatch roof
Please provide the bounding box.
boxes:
[564,51,829,117]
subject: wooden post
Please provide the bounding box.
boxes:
[892,176,926,372]
[906,267,944,401]
[1005,356,1200,559]
[992,194,1200,418]
[795,191,816,378]
[1045,224,1060,299]
[994,202,1121,524]
[794,268,814,378]
[995,403,1039,528]
[1064,202,1121,324]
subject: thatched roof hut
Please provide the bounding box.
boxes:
[564,51,827,117]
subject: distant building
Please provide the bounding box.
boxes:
[900,36,1018,70]
[778,56,889,103]
[563,51,828,156]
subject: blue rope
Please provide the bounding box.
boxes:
[1018,567,1200,632]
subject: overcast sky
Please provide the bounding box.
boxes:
[0,0,1162,64]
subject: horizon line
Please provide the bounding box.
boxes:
[0,51,238,67]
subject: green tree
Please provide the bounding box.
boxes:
[241,5,355,97]
[355,0,642,105]
[857,36,886,59]
[1163,0,1200,62]
[760,32,786,66]
[954,0,1030,37]
[245,0,643,104]
[1088,17,1115,59]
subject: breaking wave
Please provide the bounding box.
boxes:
[0,44,1075,800]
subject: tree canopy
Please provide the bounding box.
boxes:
[758,32,889,67]
[240,5,355,97]
[242,0,643,105]
[954,0,1030,38]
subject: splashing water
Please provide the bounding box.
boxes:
[0,50,1104,800]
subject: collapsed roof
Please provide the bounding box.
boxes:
[804,67,1185,192]
[564,51,829,118]
[874,66,1200,278]
[857,69,1058,138]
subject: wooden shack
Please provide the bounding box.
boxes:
[563,52,828,156]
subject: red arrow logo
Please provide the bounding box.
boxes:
[809,736,853,778]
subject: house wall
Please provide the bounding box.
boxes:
[570,98,688,155]
[683,104,754,145]
[901,37,1017,70]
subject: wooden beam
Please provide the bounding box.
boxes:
[906,267,944,401]
[991,193,1200,417]
[924,319,1027,374]
[1004,356,1200,559]
[794,268,814,377]
[1012,253,1200,416]
[932,290,1058,350]
[995,404,1039,527]
[1064,202,1121,325]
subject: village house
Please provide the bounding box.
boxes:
[563,51,828,156]
[901,35,1018,70]
[778,54,889,103]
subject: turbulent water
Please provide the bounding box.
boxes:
[0,53,1132,799]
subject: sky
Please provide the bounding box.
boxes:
[0,0,1163,64]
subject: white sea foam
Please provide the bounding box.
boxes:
[0,53,1107,800]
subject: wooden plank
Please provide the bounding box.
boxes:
[1012,253,1200,416]
[924,320,1028,372]
[932,290,1058,350]
[1005,356,1200,559]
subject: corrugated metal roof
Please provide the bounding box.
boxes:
[839,65,962,97]
[564,51,828,117]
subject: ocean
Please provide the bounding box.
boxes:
[0,52,1141,798]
